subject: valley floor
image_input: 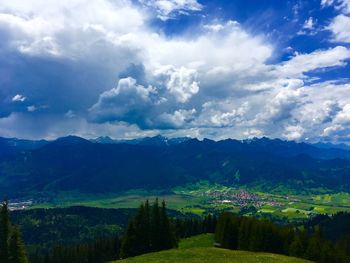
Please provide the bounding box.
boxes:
[27,181,350,222]
[114,234,312,263]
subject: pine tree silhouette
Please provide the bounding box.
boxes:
[0,201,10,263]
[120,199,178,258]
[8,226,28,263]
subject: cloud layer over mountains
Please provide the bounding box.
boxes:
[1,0,350,143]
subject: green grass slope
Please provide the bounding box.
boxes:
[116,234,313,263]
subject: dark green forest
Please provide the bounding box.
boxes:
[215,212,350,263]
[10,207,134,253]
[0,201,28,263]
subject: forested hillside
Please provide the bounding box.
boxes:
[1,136,350,197]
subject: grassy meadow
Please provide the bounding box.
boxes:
[115,234,312,263]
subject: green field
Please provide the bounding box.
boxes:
[115,234,312,263]
[28,181,350,220]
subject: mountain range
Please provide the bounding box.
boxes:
[1,135,350,198]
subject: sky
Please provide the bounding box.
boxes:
[0,0,350,143]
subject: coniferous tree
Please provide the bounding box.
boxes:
[0,201,10,263]
[319,240,334,263]
[334,235,350,263]
[281,226,295,255]
[214,211,350,263]
[41,236,120,263]
[120,221,138,258]
[203,214,217,233]
[133,203,147,254]
[150,198,161,251]
[238,217,252,250]
[305,229,323,262]
[159,200,177,250]
[120,199,178,258]
[214,212,229,246]
[142,200,151,251]
[249,220,263,252]
[8,226,28,263]
[289,234,305,258]
[0,201,28,263]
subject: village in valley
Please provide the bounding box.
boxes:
[210,190,282,208]
[8,199,33,211]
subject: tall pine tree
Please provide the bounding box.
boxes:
[0,201,10,263]
[159,200,177,250]
[120,199,178,258]
[8,226,28,263]
[0,201,28,263]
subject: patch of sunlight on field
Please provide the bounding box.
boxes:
[313,206,326,213]
[259,208,276,213]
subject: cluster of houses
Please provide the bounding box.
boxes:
[8,199,33,211]
[207,190,281,208]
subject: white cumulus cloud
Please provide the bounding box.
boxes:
[1,0,350,143]
[328,14,350,43]
[155,66,199,103]
[12,94,26,102]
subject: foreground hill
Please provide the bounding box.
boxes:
[117,234,312,263]
[1,136,350,197]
